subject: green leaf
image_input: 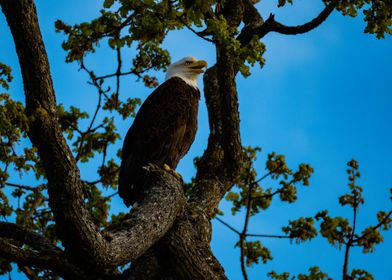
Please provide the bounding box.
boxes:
[103,0,115,8]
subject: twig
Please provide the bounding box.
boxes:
[5,182,36,191]
[176,16,214,42]
[5,183,46,192]
[114,46,122,107]
[239,183,254,280]
[105,191,118,199]
[215,217,294,239]
[352,210,392,243]
[249,171,272,186]
[75,59,107,162]
[215,216,241,235]
[343,195,358,280]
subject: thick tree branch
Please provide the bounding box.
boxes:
[0,0,114,272]
[190,0,245,218]
[156,206,227,279]
[238,0,338,45]
[0,238,86,279]
[190,63,242,217]
[107,165,185,266]
[0,222,54,251]
[0,1,187,276]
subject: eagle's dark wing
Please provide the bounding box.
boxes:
[118,77,199,206]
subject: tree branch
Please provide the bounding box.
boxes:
[238,0,338,45]
[4,182,39,192]
[107,165,185,266]
[0,222,54,251]
[352,210,392,244]
[215,217,297,239]
[190,62,242,217]
[0,238,86,279]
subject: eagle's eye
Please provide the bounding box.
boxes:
[185,61,193,65]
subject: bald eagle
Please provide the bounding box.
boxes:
[118,56,208,207]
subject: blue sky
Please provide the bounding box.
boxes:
[1,1,391,279]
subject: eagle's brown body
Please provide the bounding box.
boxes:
[118,77,200,207]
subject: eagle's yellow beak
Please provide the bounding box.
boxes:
[188,60,208,74]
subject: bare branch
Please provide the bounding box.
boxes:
[4,182,39,192]
[238,0,338,45]
[94,65,155,80]
[176,16,214,42]
[215,217,293,239]
[239,183,252,280]
[215,217,241,235]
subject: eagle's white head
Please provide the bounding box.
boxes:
[165,56,208,88]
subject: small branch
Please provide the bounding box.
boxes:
[249,171,273,186]
[94,65,156,80]
[114,46,122,106]
[96,70,139,80]
[176,16,214,42]
[343,196,358,280]
[260,189,281,199]
[215,216,241,235]
[82,167,120,186]
[23,193,45,226]
[105,191,118,199]
[75,59,107,162]
[245,233,293,239]
[83,179,102,185]
[215,217,294,239]
[239,183,254,280]
[4,182,36,191]
[352,210,392,243]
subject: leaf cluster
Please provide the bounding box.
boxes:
[226,148,314,216]
[268,266,332,280]
[314,161,392,254]
[235,240,272,266]
[323,0,392,38]
[0,63,12,90]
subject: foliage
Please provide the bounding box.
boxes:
[0,63,12,90]
[269,266,332,280]
[226,148,314,216]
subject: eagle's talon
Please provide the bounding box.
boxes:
[163,163,183,180]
